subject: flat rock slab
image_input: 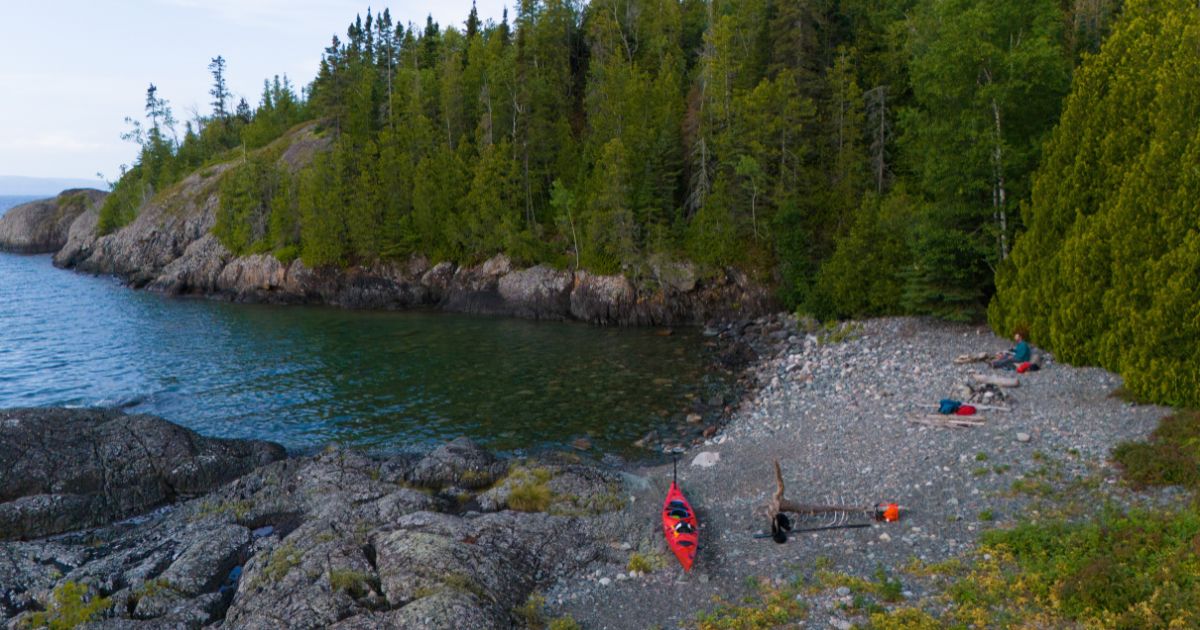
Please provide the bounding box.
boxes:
[0,408,285,540]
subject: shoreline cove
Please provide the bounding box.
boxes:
[0,316,1177,628]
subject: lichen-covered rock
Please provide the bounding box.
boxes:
[407,437,507,490]
[156,523,250,596]
[476,464,625,515]
[0,408,285,540]
[351,590,495,629]
[0,433,633,629]
[223,521,385,630]
[0,189,106,254]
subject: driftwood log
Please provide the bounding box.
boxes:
[915,402,1010,412]
[761,460,868,529]
[908,413,987,428]
[954,352,993,364]
[969,372,1020,388]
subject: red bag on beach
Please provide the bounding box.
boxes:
[955,405,977,416]
[1016,362,1032,373]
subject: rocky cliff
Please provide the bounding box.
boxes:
[0,189,106,254]
[32,122,775,325]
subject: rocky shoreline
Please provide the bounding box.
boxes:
[0,317,1178,629]
[1,409,639,629]
[0,128,775,326]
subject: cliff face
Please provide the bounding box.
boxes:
[0,189,106,254]
[43,123,775,325]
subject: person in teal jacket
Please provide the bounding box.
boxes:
[991,331,1031,370]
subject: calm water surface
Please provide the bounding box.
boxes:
[0,197,729,453]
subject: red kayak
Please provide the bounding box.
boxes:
[662,468,699,571]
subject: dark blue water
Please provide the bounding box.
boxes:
[0,200,728,454]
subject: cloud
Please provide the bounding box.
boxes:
[0,134,106,153]
[155,0,358,28]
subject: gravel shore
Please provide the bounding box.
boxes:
[550,316,1170,629]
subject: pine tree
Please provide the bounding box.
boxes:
[209,56,232,119]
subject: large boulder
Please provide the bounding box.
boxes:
[408,437,507,490]
[569,271,636,324]
[0,408,285,540]
[147,234,233,296]
[497,265,574,320]
[0,189,106,254]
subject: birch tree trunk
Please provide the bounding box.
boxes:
[991,97,1009,261]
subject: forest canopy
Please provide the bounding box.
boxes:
[98,0,1200,407]
[99,0,1123,321]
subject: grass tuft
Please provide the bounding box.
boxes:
[22,582,110,630]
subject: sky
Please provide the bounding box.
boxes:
[0,0,509,182]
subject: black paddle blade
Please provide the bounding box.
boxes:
[770,513,791,543]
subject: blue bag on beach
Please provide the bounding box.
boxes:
[938,399,962,414]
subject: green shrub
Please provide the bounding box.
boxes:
[1113,411,1200,490]
[978,507,1200,626]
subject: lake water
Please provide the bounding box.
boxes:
[0,196,731,454]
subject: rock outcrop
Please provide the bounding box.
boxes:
[0,409,633,629]
[0,408,285,541]
[0,189,106,254]
[32,122,774,325]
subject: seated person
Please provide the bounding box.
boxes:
[991,330,1031,370]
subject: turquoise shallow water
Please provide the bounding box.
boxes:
[0,199,730,454]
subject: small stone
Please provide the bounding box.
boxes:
[691,451,720,468]
[878,533,891,542]
[829,617,853,630]
[599,577,612,586]
[686,413,703,424]
[1016,432,1031,443]
[835,586,851,596]
[698,574,710,583]
[703,425,718,438]
[572,437,592,450]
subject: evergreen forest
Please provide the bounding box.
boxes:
[96,0,1199,406]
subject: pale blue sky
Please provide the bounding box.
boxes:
[0,1,508,181]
